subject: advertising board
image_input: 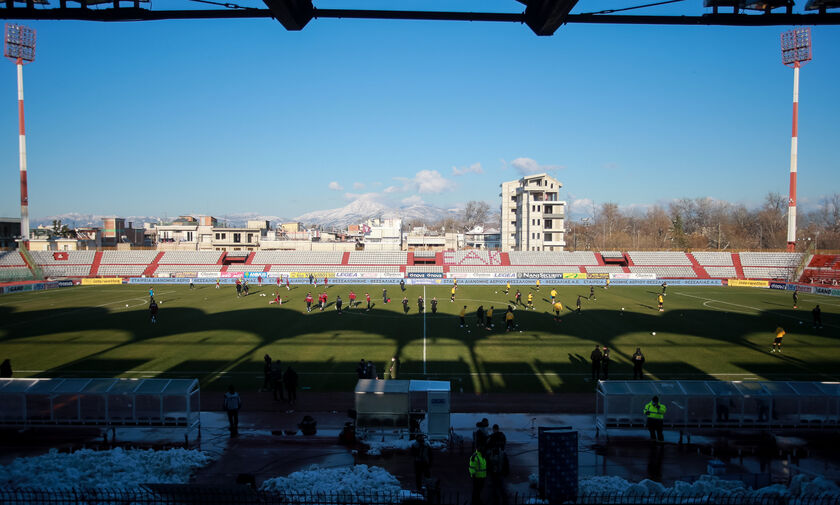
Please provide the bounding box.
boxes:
[769,282,787,290]
[727,279,769,288]
[81,278,123,285]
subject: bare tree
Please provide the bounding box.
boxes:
[462,201,491,231]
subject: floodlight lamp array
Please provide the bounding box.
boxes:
[4,23,36,63]
[780,27,811,66]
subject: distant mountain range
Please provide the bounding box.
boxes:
[294,198,459,229]
[32,199,462,230]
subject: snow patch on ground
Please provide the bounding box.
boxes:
[260,464,421,502]
[363,437,446,456]
[578,474,840,498]
[0,448,209,488]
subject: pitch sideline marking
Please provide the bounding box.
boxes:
[677,291,839,329]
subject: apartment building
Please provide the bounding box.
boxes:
[500,173,566,252]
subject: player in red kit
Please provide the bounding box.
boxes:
[348,291,357,309]
[365,292,371,311]
[305,292,313,312]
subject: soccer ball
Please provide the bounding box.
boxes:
[621,307,625,311]
[651,332,656,336]
[125,304,129,307]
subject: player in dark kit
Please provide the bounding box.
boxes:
[431,297,438,314]
[402,296,409,314]
[515,290,522,306]
[336,295,343,314]
[418,295,424,313]
[793,291,798,309]
[661,282,667,296]
[589,285,595,300]
[576,295,582,314]
[813,305,823,328]
[149,300,159,324]
[243,281,249,296]
[235,279,242,298]
[383,289,389,304]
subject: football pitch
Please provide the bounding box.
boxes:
[0,283,837,394]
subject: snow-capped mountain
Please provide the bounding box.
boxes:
[295,199,457,228]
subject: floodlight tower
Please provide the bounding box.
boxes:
[4,24,36,248]
[780,28,812,253]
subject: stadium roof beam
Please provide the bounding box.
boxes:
[524,0,581,36]
[1,6,839,27]
[262,0,313,31]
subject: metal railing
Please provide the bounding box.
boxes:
[1,488,839,505]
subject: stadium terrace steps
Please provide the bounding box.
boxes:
[142,251,164,277]
[89,251,103,276]
[686,253,710,279]
[732,254,745,279]
[245,252,255,265]
[341,252,350,265]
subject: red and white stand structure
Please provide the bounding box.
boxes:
[780,28,812,253]
[4,24,36,248]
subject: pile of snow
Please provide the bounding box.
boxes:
[578,474,840,499]
[363,437,445,456]
[260,464,420,502]
[0,448,209,488]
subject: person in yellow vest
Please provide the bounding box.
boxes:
[605,278,610,289]
[644,395,667,442]
[657,294,664,312]
[553,301,563,322]
[469,445,487,505]
[527,292,534,310]
[504,281,510,295]
[549,288,557,303]
[505,307,515,332]
[772,326,785,353]
[535,279,541,291]
[485,306,494,330]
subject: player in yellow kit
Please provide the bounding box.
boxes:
[527,292,534,310]
[657,294,664,312]
[553,301,563,322]
[772,326,785,353]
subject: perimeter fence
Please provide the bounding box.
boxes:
[2,487,840,505]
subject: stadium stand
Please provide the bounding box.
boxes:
[585,266,626,274]
[0,251,25,266]
[30,251,96,264]
[508,251,598,265]
[405,266,445,274]
[627,251,692,266]
[442,250,503,265]
[100,251,159,264]
[600,251,624,259]
[704,266,738,278]
[491,266,582,274]
[96,265,147,276]
[154,265,225,274]
[629,266,697,278]
[739,252,802,280]
[268,265,401,273]
[348,252,407,265]
[801,254,840,285]
[0,267,34,281]
[413,250,437,258]
[742,266,797,280]
[691,251,734,266]
[158,251,223,264]
[251,251,343,265]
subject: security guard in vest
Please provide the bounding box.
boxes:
[469,445,487,505]
[644,395,667,442]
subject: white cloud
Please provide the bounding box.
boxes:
[511,157,565,176]
[353,182,365,190]
[384,185,400,194]
[452,162,484,176]
[401,195,424,206]
[393,170,453,194]
[343,192,381,201]
[328,181,343,191]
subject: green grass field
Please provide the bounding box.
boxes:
[0,283,837,393]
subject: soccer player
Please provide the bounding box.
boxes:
[504,281,510,295]
[505,308,514,332]
[550,288,557,303]
[277,277,281,290]
[336,295,343,314]
[450,286,456,302]
[459,306,467,327]
[348,291,356,309]
[553,301,563,322]
[453,278,458,291]
[793,291,798,309]
[485,306,493,329]
[661,282,667,297]
[235,279,242,298]
[772,326,785,353]
[286,277,291,290]
[527,292,534,310]
[418,295,424,313]
[515,290,522,306]
[535,279,541,291]
[257,275,262,287]
[243,280,249,296]
[605,278,610,289]
[216,278,220,289]
[305,292,313,312]
[400,279,406,292]
[576,295,582,314]
[813,305,823,329]
[383,288,389,304]
[431,297,438,314]
[319,292,327,311]
[476,305,484,327]
[269,291,282,305]
[149,287,155,302]
[365,292,371,311]
[309,273,314,286]
[657,294,664,312]
[324,277,328,289]
[149,300,158,324]
[402,296,409,314]
[189,278,194,290]
[589,285,595,301]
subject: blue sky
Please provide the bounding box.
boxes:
[0,0,838,220]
